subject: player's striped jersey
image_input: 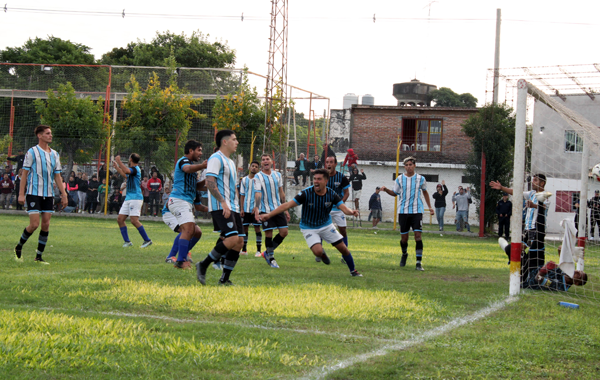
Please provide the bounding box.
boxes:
[294,186,343,229]
[256,170,284,213]
[170,156,198,204]
[124,166,143,201]
[23,145,62,197]
[239,175,260,213]
[326,171,350,212]
[523,190,549,232]
[393,173,427,214]
[206,151,240,213]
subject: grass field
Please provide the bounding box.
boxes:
[1,214,599,379]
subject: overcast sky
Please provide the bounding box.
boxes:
[2,0,599,112]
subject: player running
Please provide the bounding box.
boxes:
[14,125,68,264]
[113,153,153,248]
[325,156,351,248]
[196,130,244,286]
[254,154,290,268]
[163,192,207,264]
[381,156,434,271]
[165,140,207,268]
[261,169,363,277]
[239,161,263,257]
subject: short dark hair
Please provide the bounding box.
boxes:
[325,155,337,164]
[533,173,547,183]
[34,125,51,136]
[581,272,588,286]
[215,129,235,148]
[184,140,202,155]
[130,153,140,164]
[250,161,260,167]
[313,168,329,180]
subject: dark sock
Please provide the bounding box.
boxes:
[273,234,285,250]
[202,241,228,267]
[37,230,49,253]
[220,249,240,282]
[265,237,274,261]
[343,253,356,272]
[400,241,408,254]
[256,231,262,252]
[137,225,151,242]
[167,233,181,259]
[416,240,423,263]
[176,239,190,262]
[243,235,248,252]
[120,226,130,242]
[17,228,33,249]
[189,235,201,252]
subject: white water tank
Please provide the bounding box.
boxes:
[343,93,359,109]
[362,94,375,105]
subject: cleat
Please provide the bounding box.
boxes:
[196,262,207,285]
[174,261,192,270]
[34,257,49,265]
[218,279,234,286]
[122,242,133,248]
[212,262,222,270]
[261,251,271,267]
[254,251,262,257]
[350,270,363,277]
[141,240,153,248]
[187,252,193,264]
[416,263,424,271]
[240,251,248,256]
[340,257,346,264]
[321,254,331,265]
[270,259,280,269]
[14,247,23,262]
[165,256,177,264]
[400,253,408,267]
[315,256,322,262]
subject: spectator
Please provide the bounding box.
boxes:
[77,173,89,213]
[109,190,122,214]
[589,189,600,240]
[66,174,79,210]
[147,171,163,216]
[111,172,123,193]
[1,173,14,209]
[309,154,323,184]
[162,186,171,211]
[13,169,22,210]
[7,150,25,172]
[141,175,150,216]
[62,192,77,213]
[4,165,15,179]
[496,192,512,239]
[342,148,358,173]
[432,181,449,231]
[87,174,100,213]
[98,163,108,185]
[348,167,367,210]
[452,186,472,232]
[98,178,107,212]
[293,153,310,186]
[368,186,383,228]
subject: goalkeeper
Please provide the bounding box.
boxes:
[526,257,587,291]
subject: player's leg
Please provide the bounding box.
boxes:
[34,211,52,264]
[332,239,362,277]
[254,225,262,256]
[197,212,243,284]
[242,223,249,254]
[398,214,411,267]
[272,226,288,250]
[129,200,152,247]
[303,227,330,265]
[413,214,424,271]
[117,200,133,247]
[15,201,41,261]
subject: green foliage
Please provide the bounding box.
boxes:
[0,36,95,64]
[462,103,516,230]
[34,82,107,178]
[0,134,12,163]
[429,87,478,108]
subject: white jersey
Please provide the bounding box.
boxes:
[523,190,549,231]
[206,151,240,213]
[393,173,427,214]
[239,175,261,213]
[23,145,62,197]
[255,170,284,213]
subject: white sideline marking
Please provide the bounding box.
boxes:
[297,297,518,380]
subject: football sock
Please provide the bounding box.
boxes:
[189,235,201,252]
[37,230,49,253]
[176,239,190,262]
[221,249,240,282]
[208,241,228,262]
[273,234,286,250]
[35,250,43,260]
[416,240,423,263]
[342,236,348,247]
[17,227,33,248]
[400,241,408,254]
[137,225,151,242]
[265,237,275,261]
[343,253,356,272]
[120,226,130,242]
[243,235,248,251]
[256,231,262,252]
[167,233,181,258]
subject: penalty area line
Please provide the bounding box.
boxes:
[297,296,518,380]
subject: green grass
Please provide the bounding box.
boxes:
[1,214,599,379]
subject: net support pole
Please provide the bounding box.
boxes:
[509,79,528,296]
[577,133,589,269]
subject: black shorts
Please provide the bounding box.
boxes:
[260,212,288,231]
[242,211,261,226]
[398,213,422,234]
[26,195,54,213]
[211,211,245,237]
[144,196,150,203]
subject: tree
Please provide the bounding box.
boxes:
[114,56,203,178]
[0,36,95,65]
[34,82,108,179]
[0,134,12,163]
[462,103,516,231]
[429,87,478,108]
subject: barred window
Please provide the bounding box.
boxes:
[565,130,583,153]
[401,119,442,152]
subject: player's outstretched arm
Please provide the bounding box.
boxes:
[182,160,207,174]
[422,190,435,215]
[113,156,131,177]
[489,180,513,195]
[260,200,297,221]
[339,203,359,217]
[380,186,396,197]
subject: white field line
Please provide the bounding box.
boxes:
[297,296,518,380]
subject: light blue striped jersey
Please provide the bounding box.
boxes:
[23,145,62,197]
[294,186,343,229]
[393,173,427,214]
[256,170,284,213]
[170,156,198,204]
[239,175,260,213]
[124,166,143,201]
[524,190,549,231]
[326,171,350,212]
[206,151,240,213]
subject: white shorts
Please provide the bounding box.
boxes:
[352,189,361,200]
[331,210,347,227]
[119,199,143,217]
[162,210,179,232]
[167,197,195,225]
[302,223,344,248]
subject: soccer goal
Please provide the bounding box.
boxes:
[510,78,600,302]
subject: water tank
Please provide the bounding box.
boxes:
[343,93,359,109]
[361,94,375,106]
[392,79,437,106]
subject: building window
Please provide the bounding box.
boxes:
[565,130,583,153]
[401,119,442,152]
[555,191,579,212]
[461,176,470,184]
[422,174,439,183]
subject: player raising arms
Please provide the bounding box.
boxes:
[254,154,290,268]
[196,130,244,286]
[14,125,68,264]
[166,140,207,269]
[381,156,434,271]
[239,161,263,257]
[113,153,153,248]
[260,169,363,277]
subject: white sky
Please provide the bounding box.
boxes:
[2,0,599,111]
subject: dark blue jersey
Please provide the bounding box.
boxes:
[326,171,350,212]
[294,186,343,229]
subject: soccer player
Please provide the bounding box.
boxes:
[196,130,244,285]
[381,156,434,271]
[325,155,351,248]
[113,154,153,248]
[165,140,207,268]
[14,125,68,264]
[260,169,363,277]
[164,192,208,264]
[239,161,262,257]
[254,154,290,268]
